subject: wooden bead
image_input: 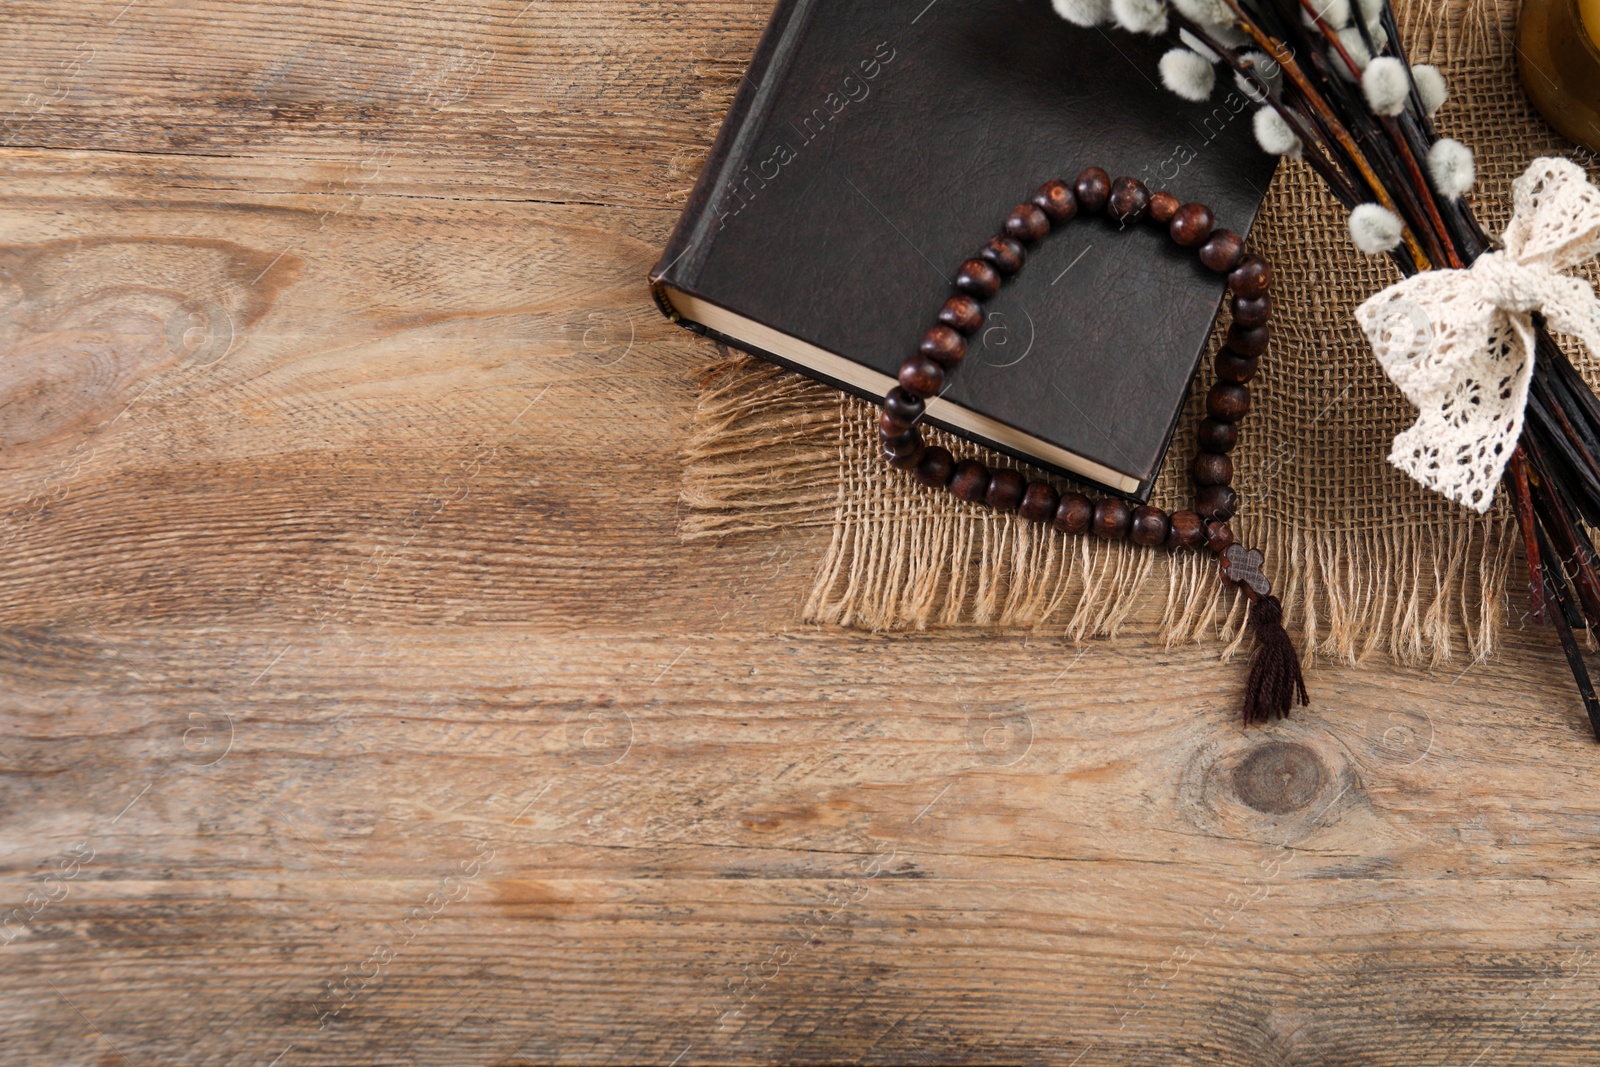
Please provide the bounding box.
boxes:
[1092,497,1133,540]
[886,445,925,470]
[1197,416,1239,454]
[1197,484,1239,521]
[921,325,966,366]
[950,459,991,503]
[1108,177,1150,223]
[881,430,917,456]
[880,410,912,437]
[1130,504,1170,546]
[1032,179,1078,224]
[985,468,1027,511]
[1214,350,1258,384]
[1075,167,1111,213]
[1169,203,1215,248]
[979,235,1026,276]
[1167,509,1206,549]
[1053,492,1093,535]
[1018,480,1059,523]
[1191,452,1233,486]
[955,258,1002,299]
[938,295,985,335]
[1004,203,1051,244]
[1205,519,1235,554]
[1199,229,1245,273]
[1206,382,1251,422]
[880,422,917,447]
[1229,253,1272,298]
[1148,191,1181,224]
[914,446,955,488]
[884,387,925,425]
[885,434,925,470]
[1225,323,1270,358]
[898,355,945,398]
[1232,295,1273,328]
[1230,294,1273,333]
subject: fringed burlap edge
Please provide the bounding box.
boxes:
[681,353,1516,667]
[679,351,845,537]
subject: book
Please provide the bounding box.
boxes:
[649,0,1277,499]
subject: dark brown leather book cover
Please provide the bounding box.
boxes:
[651,0,1277,499]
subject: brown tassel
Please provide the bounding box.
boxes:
[1218,544,1309,724]
[1241,594,1308,725]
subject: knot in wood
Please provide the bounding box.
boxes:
[1231,741,1326,814]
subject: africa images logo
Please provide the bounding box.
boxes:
[715,41,898,230]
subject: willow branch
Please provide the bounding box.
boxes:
[1170,14,1361,207]
[1218,0,1434,269]
[1296,0,1464,268]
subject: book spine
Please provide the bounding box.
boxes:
[649,0,821,297]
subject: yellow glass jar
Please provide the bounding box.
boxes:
[1519,0,1600,153]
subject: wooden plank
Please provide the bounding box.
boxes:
[4,620,1600,1064]
[0,148,792,634]
[0,0,764,206]
[4,1,1600,1064]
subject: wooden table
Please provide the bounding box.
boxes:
[4,2,1599,1063]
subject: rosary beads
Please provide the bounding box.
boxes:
[877,168,1307,723]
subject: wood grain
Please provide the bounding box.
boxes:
[5,2,1600,1064]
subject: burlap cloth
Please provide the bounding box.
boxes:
[680,0,1600,666]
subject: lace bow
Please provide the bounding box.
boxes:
[1355,157,1600,512]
